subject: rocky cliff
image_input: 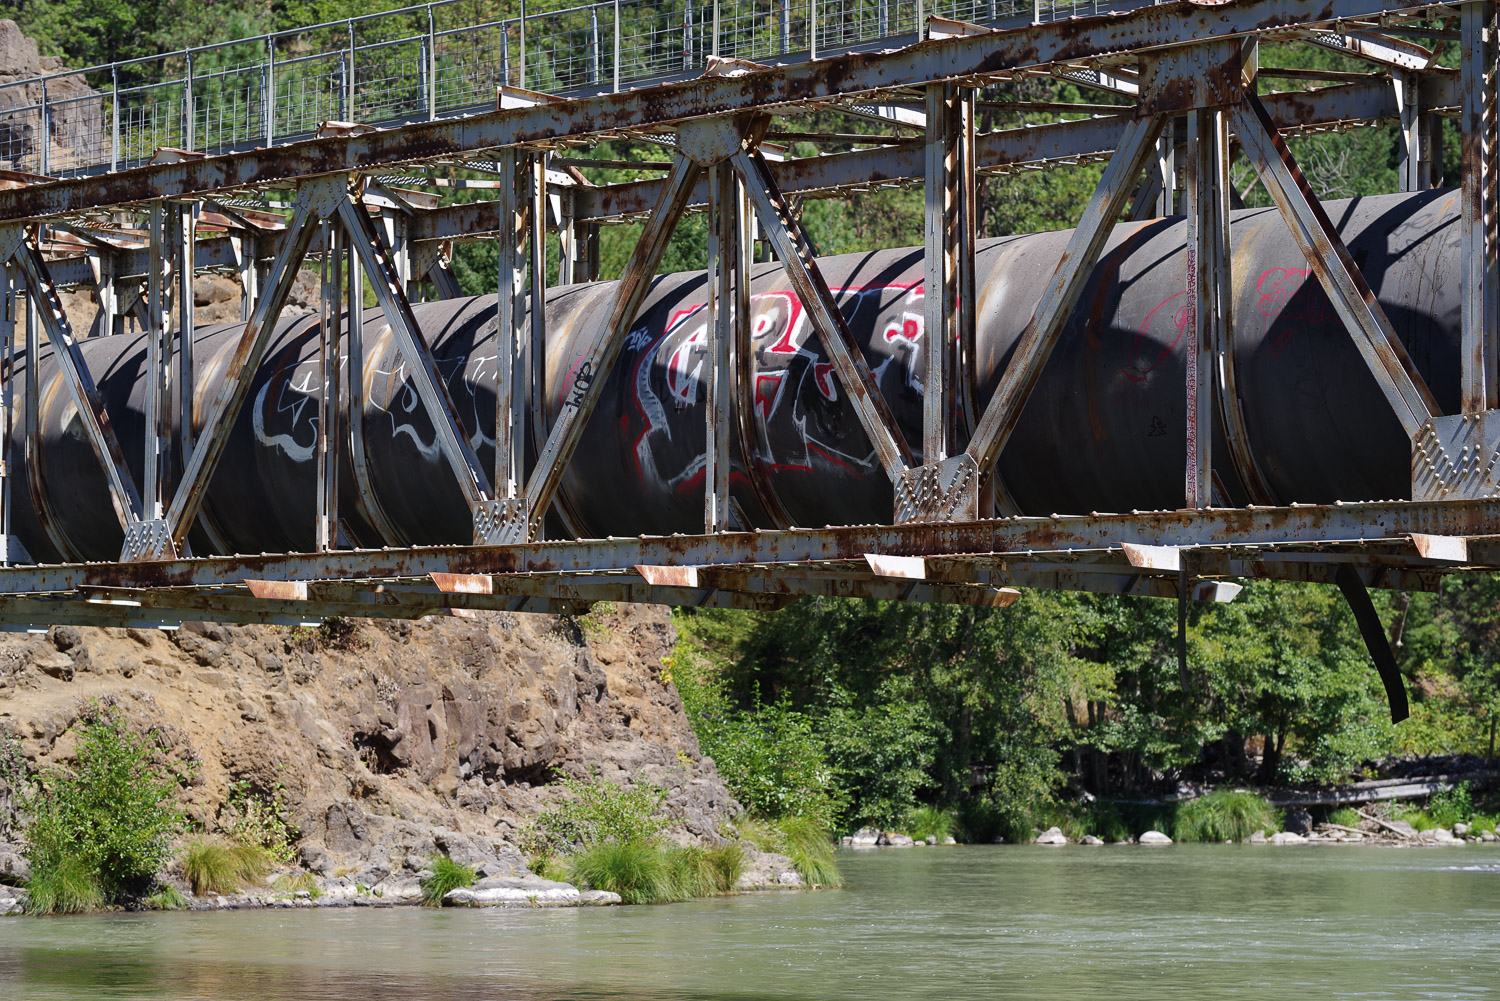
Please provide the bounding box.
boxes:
[0,604,747,897]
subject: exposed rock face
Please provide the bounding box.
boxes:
[0,605,741,884]
[0,20,103,175]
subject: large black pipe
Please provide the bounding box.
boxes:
[11,188,1461,562]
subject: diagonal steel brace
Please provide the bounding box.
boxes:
[0,226,144,532]
[731,145,914,480]
[512,152,705,544]
[1230,90,1438,439]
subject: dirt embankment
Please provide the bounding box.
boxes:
[0,605,743,895]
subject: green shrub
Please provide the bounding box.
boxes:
[527,854,570,883]
[1175,791,1281,842]
[221,774,299,863]
[23,854,103,915]
[906,805,957,843]
[420,854,476,906]
[568,840,680,905]
[142,884,187,911]
[183,838,272,895]
[18,701,185,908]
[1428,783,1475,829]
[520,773,670,858]
[1328,807,1362,829]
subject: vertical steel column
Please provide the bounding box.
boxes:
[684,1,694,71]
[705,161,736,533]
[38,81,48,176]
[590,8,601,87]
[22,292,36,548]
[265,37,275,147]
[1183,108,1229,510]
[558,189,576,286]
[175,202,196,459]
[347,21,358,121]
[427,4,438,120]
[236,234,258,321]
[495,147,528,502]
[317,221,343,551]
[1396,71,1421,192]
[520,0,528,90]
[924,83,960,463]
[344,211,400,542]
[613,0,622,93]
[1156,121,1176,216]
[1461,0,1497,411]
[145,205,172,518]
[110,65,120,173]
[955,89,977,452]
[0,271,13,563]
[528,153,549,526]
[183,51,195,152]
[94,250,117,337]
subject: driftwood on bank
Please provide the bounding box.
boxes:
[1357,809,1416,839]
[1265,770,1499,807]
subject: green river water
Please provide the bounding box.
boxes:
[2,844,1497,1000]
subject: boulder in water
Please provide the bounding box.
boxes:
[1138,831,1172,845]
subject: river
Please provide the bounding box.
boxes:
[2,844,1497,1000]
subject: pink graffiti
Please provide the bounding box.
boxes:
[1125,290,1190,384]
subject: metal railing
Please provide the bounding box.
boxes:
[0,0,1128,179]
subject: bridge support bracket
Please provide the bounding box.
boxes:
[1412,410,1500,500]
[121,519,178,562]
[473,498,530,546]
[895,454,981,524]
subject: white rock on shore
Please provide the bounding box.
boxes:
[1269,832,1306,844]
[445,875,585,906]
[1138,831,1172,844]
[1034,827,1068,845]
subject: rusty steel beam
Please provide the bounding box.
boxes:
[0,0,1451,223]
[1,498,1499,594]
[545,76,1453,226]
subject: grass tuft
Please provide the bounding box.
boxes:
[567,840,681,905]
[1175,791,1281,842]
[183,838,273,896]
[420,854,476,907]
[733,815,842,887]
[906,805,958,843]
[142,884,188,910]
[705,841,745,892]
[1327,807,1362,829]
[270,872,321,897]
[24,855,104,915]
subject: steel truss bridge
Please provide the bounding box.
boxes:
[0,0,1496,721]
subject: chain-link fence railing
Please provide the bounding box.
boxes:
[0,0,1144,179]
